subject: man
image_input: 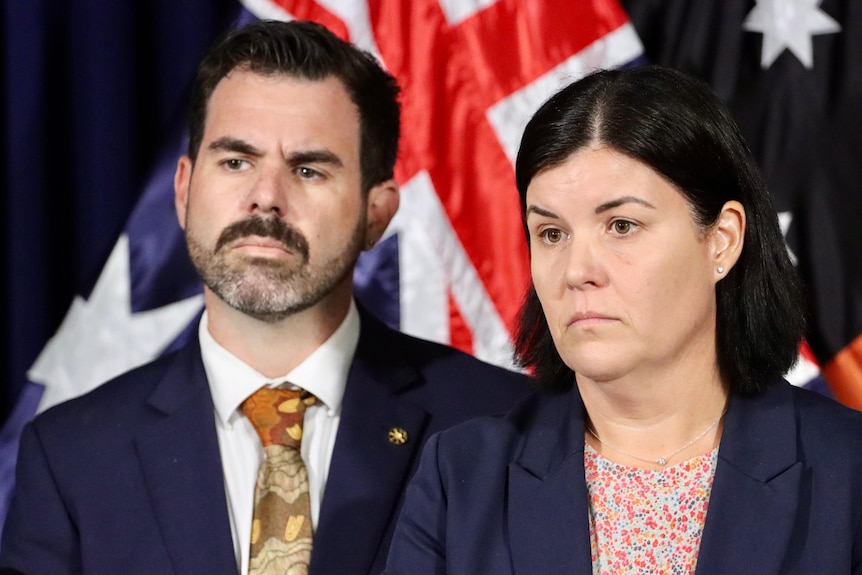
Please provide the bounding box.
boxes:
[0,20,530,575]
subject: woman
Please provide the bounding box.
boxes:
[384,66,862,574]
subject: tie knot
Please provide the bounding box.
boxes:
[241,387,316,448]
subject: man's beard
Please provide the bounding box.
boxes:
[185,215,364,322]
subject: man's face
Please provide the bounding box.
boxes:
[174,70,391,322]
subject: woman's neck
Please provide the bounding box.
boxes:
[578,367,729,469]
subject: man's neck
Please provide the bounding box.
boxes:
[204,290,352,379]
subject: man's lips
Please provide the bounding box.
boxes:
[214,216,309,260]
[231,236,293,254]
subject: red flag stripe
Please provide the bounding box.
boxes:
[454,0,632,107]
[369,1,636,336]
[269,0,350,40]
[824,335,862,410]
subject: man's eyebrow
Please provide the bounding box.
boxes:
[208,137,262,157]
[286,149,344,168]
[595,196,656,214]
[525,205,559,219]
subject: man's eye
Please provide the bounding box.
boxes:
[296,167,321,179]
[223,159,249,171]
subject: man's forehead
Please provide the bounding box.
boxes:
[204,71,357,127]
[198,71,361,168]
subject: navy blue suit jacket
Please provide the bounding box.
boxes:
[385,380,862,574]
[0,312,531,575]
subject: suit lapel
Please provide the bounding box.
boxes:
[310,317,429,575]
[135,340,239,575]
[696,382,802,574]
[508,391,593,574]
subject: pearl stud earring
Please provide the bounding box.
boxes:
[717,266,725,274]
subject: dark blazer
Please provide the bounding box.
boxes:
[385,380,862,574]
[0,312,531,575]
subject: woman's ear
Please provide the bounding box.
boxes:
[711,200,745,279]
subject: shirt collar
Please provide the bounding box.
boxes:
[201,300,361,426]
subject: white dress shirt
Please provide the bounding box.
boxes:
[199,300,360,575]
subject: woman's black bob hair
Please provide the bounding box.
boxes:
[513,65,805,394]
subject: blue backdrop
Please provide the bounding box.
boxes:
[2,0,242,421]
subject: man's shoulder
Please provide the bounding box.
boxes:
[31,341,200,435]
[360,312,527,376]
[355,312,533,418]
[359,316,531,388]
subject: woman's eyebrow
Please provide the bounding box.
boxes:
[525,205,559,219]
[595,196,656,214]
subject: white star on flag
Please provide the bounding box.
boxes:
[778,211,798,266]
[28,236,204,412]
[743,0,841,69]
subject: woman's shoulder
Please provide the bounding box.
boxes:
[764,382,862,478]
[431,389,580,470]
[789,383,862,442]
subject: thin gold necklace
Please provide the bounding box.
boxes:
[586,412,724,467]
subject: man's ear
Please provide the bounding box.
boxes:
[364,179,400,249]
[711,200,745,279]
[174,156,193,230]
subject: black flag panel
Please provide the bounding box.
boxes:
[622,0,862,409]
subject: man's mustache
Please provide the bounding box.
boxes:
[214,217,309,260]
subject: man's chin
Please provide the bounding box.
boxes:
[236,306,298,323]
[218,289,312,322]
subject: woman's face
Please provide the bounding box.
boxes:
[525,146,735,384]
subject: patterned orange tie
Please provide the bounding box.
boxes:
[241,387,317,574]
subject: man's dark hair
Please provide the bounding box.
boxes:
[187,19,401,192]
[514,65,806,394]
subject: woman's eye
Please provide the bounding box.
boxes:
[542,229,565,243]
[611,220,635,235]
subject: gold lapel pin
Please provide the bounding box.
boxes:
[388,427,408,445]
